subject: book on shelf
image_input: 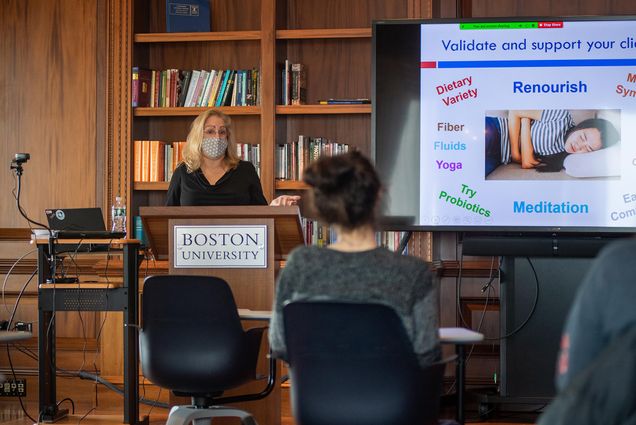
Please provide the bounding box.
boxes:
[220,70,236,106]
[276,136,350,181]
[199,69,216,107]
[176,70,192,107]
[290,63,307,105]
[214,70,232,107]
[133,216,149,247]
[183,70,201,107]
[281,61,306,105]
[318,98,371,105]
[166,0,211,33]
[132,67,152,107]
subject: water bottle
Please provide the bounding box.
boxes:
[111,196,127,234]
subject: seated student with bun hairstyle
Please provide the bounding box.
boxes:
[269,151,440,369]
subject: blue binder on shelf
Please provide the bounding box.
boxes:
[166,0,211,33]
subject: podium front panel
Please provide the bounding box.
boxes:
[169,218,275,311]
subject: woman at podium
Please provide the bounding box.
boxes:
[269,151,441,368]
[166,109,299,206]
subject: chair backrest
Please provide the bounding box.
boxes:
[139,275,256,394]
[283,301,443,425]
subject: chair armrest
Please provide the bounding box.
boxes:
[213,327,277,405]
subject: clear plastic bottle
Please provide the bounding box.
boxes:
[111,196,127,234]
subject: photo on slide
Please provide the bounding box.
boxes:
[485,109,621,181]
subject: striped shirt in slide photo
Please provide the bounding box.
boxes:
[498,109,575,163]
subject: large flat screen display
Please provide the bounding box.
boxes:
[373,17,636,233]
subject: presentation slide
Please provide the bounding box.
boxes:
[419,19,636,230]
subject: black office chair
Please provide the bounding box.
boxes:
[139,275,275,425]
[283,300,445,425]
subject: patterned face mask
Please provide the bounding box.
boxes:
[201,137,228,159]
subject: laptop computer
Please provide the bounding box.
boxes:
[45,208,126,239]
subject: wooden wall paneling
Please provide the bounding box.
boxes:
[0,0,108,411]
[285,0,408,29]
[96,0,109,214]
[103,0,133,384]
[470,0,636,17]
[0,241,37,265]
[211,0,262,31]
[107,0,133,222]
[0,1,99,228]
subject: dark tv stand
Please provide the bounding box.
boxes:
[461,232,624,258]
[461,232,626,416]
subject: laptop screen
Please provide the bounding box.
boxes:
[45,208,107,231]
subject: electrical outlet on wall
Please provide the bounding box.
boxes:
[0,379,26,397]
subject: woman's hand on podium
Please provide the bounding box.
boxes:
[270,195,301,206]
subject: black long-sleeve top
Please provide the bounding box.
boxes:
[165,161,268,206]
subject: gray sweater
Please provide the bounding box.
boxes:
[269,245,441,368]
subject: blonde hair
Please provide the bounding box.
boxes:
[182,109,240,172]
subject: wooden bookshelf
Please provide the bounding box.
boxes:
[276,28,372,39]
[134,181,169,191]
[275,180,310,191]
[128,0,427,209]
[134,106,261,116]
[276,104,371,115]
[134,30,261,43]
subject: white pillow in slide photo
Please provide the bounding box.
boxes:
[563,144,621,178]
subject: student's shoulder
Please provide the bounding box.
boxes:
[596,238,636,268]
[372,247,431,275]
[288,245,322,261]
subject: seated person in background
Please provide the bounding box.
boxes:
[555,238,636,390]
[269,151,440,368]
[485,110,619,175]
[166,109,299,206]
[536,238,636,425]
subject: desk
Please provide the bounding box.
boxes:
[36,238,145,425]
[238,310,483,424]
[440,328,484,425]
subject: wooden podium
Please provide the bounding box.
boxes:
[139,205,305,425]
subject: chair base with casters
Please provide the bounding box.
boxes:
[167,404,257,425]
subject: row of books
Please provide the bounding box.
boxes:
[275,136,350,181]
[281,60,306,105]
[132,67,260,108]
[133,140,261,182]
[133,140,185,183]
[300,218,409,251]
